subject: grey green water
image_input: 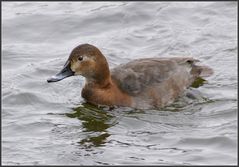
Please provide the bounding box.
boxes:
[2,1,237,165]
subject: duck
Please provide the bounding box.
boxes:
[47,44,213,109]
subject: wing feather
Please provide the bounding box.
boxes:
[111,57,197,96]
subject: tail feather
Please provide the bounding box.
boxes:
[177,57,213,78]
[190,65,213,88]
[196,65,214,77]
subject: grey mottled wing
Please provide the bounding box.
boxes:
[110,57,198,96]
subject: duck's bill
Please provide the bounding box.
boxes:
[47,61,75,83]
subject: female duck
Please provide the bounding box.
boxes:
[47,44,213,109]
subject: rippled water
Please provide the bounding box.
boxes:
[2,1,237,165]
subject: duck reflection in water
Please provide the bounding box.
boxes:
[65,103,116,147]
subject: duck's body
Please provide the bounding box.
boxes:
[47,44,213,109]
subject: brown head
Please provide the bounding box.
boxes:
[47,44,110,85]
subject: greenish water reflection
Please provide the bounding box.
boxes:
[65,103,117,147]
[191,77,206,88]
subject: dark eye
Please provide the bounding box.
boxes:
[78,56,83,61]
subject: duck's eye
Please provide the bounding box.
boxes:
[78,56,83,61]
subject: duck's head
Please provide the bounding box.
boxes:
[47,44,110,83]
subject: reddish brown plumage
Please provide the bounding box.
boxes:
[48,44,213,109]
[81,78,132,107]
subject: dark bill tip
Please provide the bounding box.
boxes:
[47,61,75,83]
[47,75,66,82]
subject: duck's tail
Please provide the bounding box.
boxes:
[176,57,213,78]
[194,65,214,78]
[190,64,213,88]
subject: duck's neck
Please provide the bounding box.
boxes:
[85,60,112,89]
[82,72,112,104]
[85,76,112,89]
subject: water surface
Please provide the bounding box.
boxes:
[2,1,237,165]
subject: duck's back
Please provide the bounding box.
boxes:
[111,57,212,109]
